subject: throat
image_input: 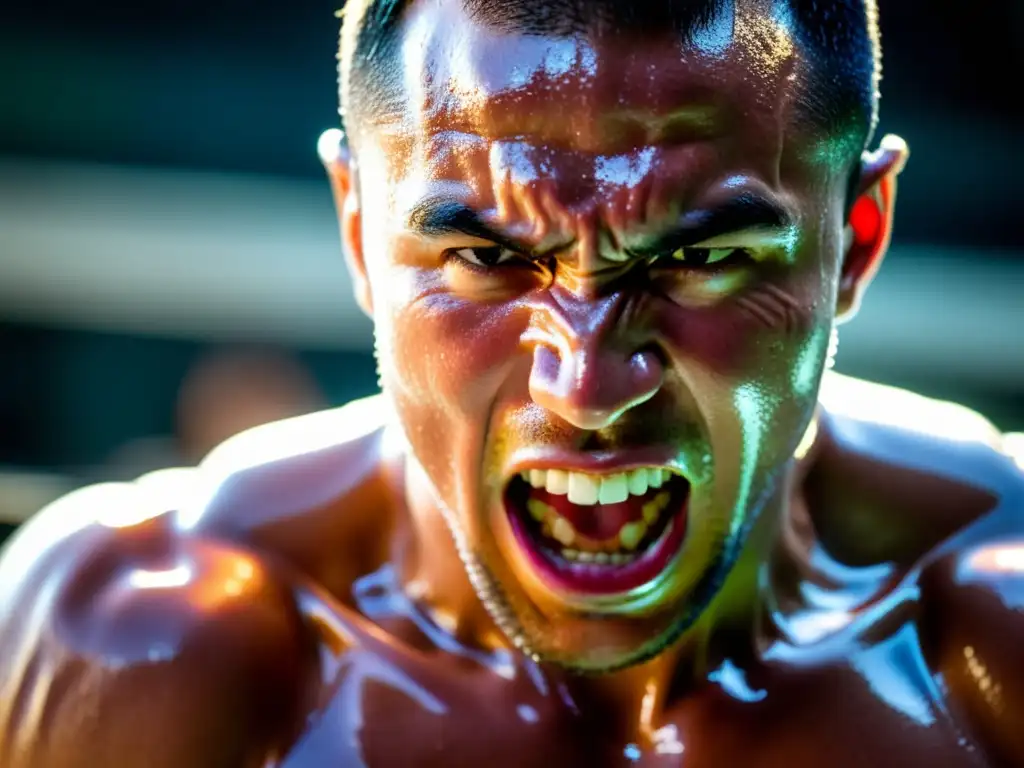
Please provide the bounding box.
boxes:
[541,645,688,746]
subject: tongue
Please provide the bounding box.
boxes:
[529,487,652,541]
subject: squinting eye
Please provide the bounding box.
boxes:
[452,246,522,268]
[668,247,746,266]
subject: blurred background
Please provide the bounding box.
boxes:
[0,1,1021,534]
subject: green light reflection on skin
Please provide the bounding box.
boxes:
[792,324,830,399]
[569,381,778,622]
[731,381,776,539]
[572,549,689,617]
[697,270,753,297]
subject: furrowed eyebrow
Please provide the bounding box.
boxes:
[628,193,795,256]
[406,192,794,259]
[405,198,537,256]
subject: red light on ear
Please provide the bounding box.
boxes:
[850,196,881,247]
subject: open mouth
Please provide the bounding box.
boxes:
[505,466,689,596]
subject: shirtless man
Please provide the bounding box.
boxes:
[1,0,1022,765]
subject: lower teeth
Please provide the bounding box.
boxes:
[559,549,636,565]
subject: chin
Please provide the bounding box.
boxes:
[498,573,728,674]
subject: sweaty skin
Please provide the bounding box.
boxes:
[2,2,1024,766]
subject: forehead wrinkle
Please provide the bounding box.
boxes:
[400,129,744,250]
[378,0,815,235]
[417,130,493,201]
[482,140,684,245]
[383,128,797,254]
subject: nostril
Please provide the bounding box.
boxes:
[529,344,563,391]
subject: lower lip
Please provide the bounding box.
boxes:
[506,492,689,596]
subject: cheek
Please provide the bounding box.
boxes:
[657,270,833,479]
[380,271,527,418]
[658,268,831,382]
[372,267,529,506]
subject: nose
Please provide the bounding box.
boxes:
[527,299,664,430]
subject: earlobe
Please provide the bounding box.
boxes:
[836,134,908,322]
[321,129,374,317]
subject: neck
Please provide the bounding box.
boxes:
[397,459,510,650]
[397,453,792,741]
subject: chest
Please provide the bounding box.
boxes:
[277,644,981,768]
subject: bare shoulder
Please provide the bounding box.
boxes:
[808,374,1021,566]
[816,376,1024,761]
[819,373,1010,454]
[918,537,1024,765]
[177,395,401,595]
[182,394,395,531]
[817,373,1021,495]
[0,474,318,768]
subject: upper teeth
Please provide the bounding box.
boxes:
[522,467,669,506]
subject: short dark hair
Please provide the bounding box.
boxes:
[338,0,880,156]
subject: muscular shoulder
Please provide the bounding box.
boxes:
[184,395,393,527]
[0,477,317,768]
[178,395,401,592]
[813,377,1024,760]
[818,373,1016,474]
[810,374,1021,564]
[919,536,1024,765]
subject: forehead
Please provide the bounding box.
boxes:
[365,0,824,210]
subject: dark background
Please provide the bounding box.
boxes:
[0,1,1021,522]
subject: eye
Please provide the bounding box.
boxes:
[666,246,748,267]
[451,246,523,268]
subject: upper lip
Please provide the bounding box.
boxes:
[504,446,691,482]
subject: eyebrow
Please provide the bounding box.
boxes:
[406,198,539,256]
[405,191,794,256]
[629,193,795,257]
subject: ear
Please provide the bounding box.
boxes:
[319,128,373,317]
[836,134,910,323]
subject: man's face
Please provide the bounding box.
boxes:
[344,0,878,670]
